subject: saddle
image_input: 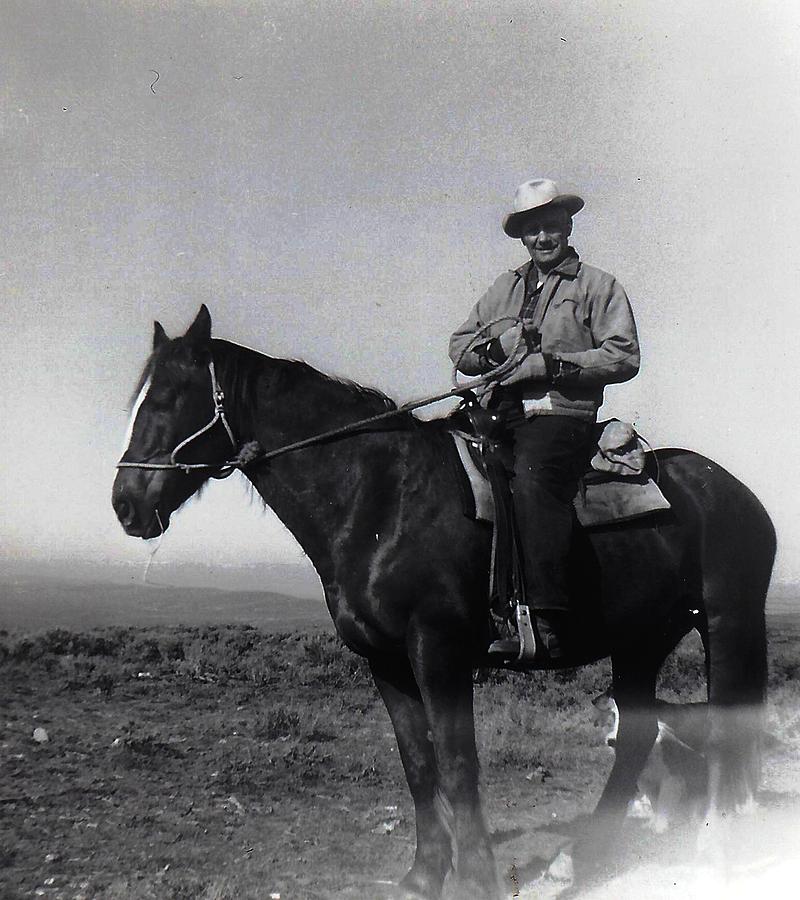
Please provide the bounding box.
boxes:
[449,406,670,529]
[446,397,670,663]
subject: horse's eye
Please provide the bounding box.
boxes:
[148,388,176,411]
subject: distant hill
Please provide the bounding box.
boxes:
[0,577,332,633]
[0,567,795,633]
[767,582,800,615]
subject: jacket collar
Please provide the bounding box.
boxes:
[514,248,580,280]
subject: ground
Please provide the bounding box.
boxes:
[1,617,799,899]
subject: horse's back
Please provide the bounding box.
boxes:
[576,448,774,652]
[652,448,776,566]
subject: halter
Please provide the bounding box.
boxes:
[116,359,240,478]
[116,328,524,477]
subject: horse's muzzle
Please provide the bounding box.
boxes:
[112,489,168,539]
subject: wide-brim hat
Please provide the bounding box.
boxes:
[502,178,584,238]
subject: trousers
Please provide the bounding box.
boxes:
[506,414,594,613]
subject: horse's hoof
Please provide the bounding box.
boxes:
[371,880,432,900]
[395,889,431,900]
[397,871,442,900]
[515,848,576,898]
[568,840,610,886]
[544,848,574,884]
[515,852,577,899]
[449,877,502,900]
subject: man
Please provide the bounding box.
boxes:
[450,178,639,658]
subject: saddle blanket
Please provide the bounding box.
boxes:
[450,432,671,528]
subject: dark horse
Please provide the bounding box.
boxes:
[112,307,774,898]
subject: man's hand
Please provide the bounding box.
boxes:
[543,353,582,386]
[498,323,524,358]
[497,351,549,386]
[473,322,525,368]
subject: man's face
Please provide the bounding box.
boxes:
[519,207,572,271]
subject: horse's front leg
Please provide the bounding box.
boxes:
[409,627,501,900]
[369,657,454,900]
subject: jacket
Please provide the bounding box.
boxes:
[449,250,639,421]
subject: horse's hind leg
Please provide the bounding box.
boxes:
[573,612,699,879]
[369,657,453,899]
[574,647,662,877]
[700,577,768,866]
[701,471,773,823]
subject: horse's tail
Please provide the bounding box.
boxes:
[701,464,775,814]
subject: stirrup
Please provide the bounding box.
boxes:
[488,605,537,664]
[514,604,537,663]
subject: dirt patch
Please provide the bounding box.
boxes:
[1,620,798,898]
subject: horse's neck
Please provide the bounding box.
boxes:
[215,339,390,441]
[217,342,403,581]
[246,406,401,586]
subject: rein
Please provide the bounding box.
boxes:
[116,321,525,477]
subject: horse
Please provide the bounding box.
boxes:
[112,306,775,899]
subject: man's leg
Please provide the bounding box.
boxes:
[511,415,593,656]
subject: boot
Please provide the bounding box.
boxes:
[534,611,567,660]
[487,610,568,661]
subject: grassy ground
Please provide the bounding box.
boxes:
[1,617,799,899]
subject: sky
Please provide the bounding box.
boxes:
[2,0,800,596]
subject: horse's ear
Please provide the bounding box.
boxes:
[153,321,169,350]
[184,304,212,347]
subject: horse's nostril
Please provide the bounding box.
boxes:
[114,497,136,528]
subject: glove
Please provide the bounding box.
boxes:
[498,323,524,358]
[472,323,525,368]
[497,352,549,386]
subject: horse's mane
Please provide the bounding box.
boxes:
[211,339,398,420]
[129,337,398,416]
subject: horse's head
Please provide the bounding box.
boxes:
[112,305,237,539]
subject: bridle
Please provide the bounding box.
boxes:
[116,359,240,479]
[116,329,526,479]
